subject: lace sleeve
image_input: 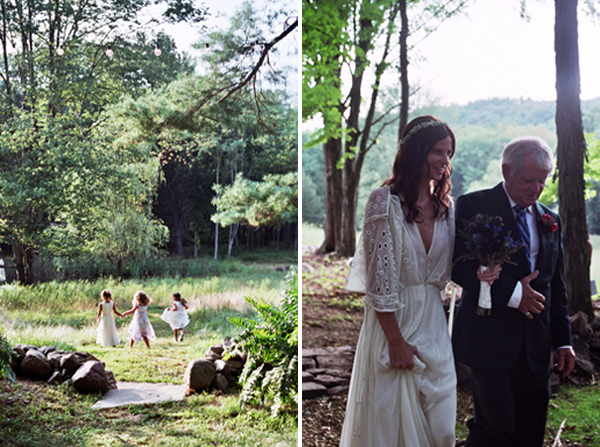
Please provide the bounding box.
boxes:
[346,187,404,312]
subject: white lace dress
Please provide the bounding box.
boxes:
[340,186,457,447]
[97,301,120,347]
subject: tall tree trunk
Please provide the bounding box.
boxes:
[338,168,361,256]
[117,258,123,281]
[12,240,34,285]
[0,0,13,115]
[227,224,239,258]
[554,0,593,318]
[320,137,343,253]
[398,0,409,137]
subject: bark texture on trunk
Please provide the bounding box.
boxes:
[555,0,593,318]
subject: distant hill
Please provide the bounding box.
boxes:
[302,97,600,232]
[414,97,600,133]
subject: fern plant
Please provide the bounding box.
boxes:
[0,328,16,382]
[228,271,298,416]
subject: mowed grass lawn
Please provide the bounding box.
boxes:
[0,267,297,446]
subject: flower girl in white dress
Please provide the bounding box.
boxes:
[96,289,122,347]
[160,292,190,342]
[121,291,156,348]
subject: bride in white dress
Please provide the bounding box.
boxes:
[341,116,499,447]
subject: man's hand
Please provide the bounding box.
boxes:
[555,347,576,378]
[517,270,546,319]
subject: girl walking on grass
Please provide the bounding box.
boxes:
[121,291,156,348]
[160,292,190,342]
[96,289,122,347]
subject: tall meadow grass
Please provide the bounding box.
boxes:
[0,259,292,351]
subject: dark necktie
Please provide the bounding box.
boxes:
[514,205,531,269]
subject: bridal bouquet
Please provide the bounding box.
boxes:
[456,214,523,315]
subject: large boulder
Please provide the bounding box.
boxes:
[184,359,216,392]
[105,370,118,391]
[570,311,591,339]
[47,351,64,369]
[47,370,65,385]
[211,373,229,391]
[214,359,231,376]
[10,345,25,375]
[20,349,52,380]
[72,361,109,394]
[60,352,84,378]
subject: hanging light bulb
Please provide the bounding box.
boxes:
[253,42,261,52]
[56,46,64,56]
[153,45,162,57]
[105,46,113,58]
[204,43,212,55]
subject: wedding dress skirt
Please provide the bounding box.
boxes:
[340,187,457,447]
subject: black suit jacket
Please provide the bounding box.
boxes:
[451,183,571,374]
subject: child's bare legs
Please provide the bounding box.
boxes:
[142,336,150,348]
[130,338,134,348]
[173,329,179,342]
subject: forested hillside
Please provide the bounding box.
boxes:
[303,97,600,233]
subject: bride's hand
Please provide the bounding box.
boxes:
[478,264,502,284]
[388,339,419,370]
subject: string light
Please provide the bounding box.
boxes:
[153,45,162,57]
[204,43,211,55]
[105,47,113,58]
[56,47,64,56]
[253,42,261,52]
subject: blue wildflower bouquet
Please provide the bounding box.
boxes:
[456,214,523,315]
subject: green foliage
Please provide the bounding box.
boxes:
[539,133,600,208]
[228,272,298,416]
[87,194,169,275]
[213,172,298,229]
[301,137,325,225]
[0,328,16,382]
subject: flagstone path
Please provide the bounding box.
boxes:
[92,382,187,409]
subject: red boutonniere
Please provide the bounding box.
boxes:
[541,214,558,233]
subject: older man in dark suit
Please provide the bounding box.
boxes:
[452,136,576,447]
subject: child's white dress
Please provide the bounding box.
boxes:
[97,301,120,347]
[128,304,156,342]
[160,301,190,330]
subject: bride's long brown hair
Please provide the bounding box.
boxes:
[382,115,455,223]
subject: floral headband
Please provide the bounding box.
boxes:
[397,120,448,150]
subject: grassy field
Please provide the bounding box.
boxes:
[0,263,297,446]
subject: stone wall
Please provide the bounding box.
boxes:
[302,346,355,400]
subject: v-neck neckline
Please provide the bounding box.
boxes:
[416,217,437,256]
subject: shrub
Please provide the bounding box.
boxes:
[228,271,298,416]
[0,328,16,382]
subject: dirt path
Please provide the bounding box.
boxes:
[302,249,361,447]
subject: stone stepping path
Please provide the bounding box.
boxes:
[302,346,355,400]
[92,382,187,409]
